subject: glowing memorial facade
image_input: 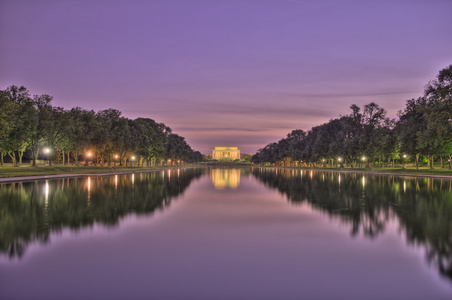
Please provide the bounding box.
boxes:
[212,147,241,160]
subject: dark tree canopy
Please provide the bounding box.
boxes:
[252,65,452,169]
[0,86,202,166]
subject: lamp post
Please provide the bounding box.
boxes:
[114,155,119,166]
[338,157,343,168]
[44,148,50,166]
[87,152,92,166]
[402,154,407,169]
[131,156,135,166]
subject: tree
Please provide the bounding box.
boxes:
[1,86,38,166]
[423,64,452,168]
[397,97,428,169]
[67,107,95,166]
[0,89,18,165]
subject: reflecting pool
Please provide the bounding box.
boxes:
[1,167,452,300]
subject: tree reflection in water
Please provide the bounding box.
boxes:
[0,168,203,259]
[252,168,452,281]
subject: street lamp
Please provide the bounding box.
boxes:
[131,156,135,166]
[44,148,50,165]
[114,154,119,166]
[401,154,409,169]
[86,152,92,166]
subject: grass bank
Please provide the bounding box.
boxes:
[2,163,451,180]
[260,165,452,178]
[0,164,196,179]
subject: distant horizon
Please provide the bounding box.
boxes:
[1,0,451,154]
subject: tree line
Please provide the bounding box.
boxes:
[0,86,203,167]
[252,64,452,169]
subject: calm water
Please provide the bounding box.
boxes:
[1,167,452,300]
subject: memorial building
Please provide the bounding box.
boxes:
[212,147,240,160]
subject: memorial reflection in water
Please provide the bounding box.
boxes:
[210,168,241,189]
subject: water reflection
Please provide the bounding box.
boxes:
[252,168,452,281]
[210,168,241,189]
[0,168,202,259]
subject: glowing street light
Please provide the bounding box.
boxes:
[401,154,409,169]
[44,148,50,165]
[86,152,92,166]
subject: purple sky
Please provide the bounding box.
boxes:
[1,0,451,154]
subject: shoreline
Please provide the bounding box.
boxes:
[1,164,452,183]
[257,166,452,179]
[0,165,198,184]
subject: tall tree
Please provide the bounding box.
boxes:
[0,89,18,165]
[1,86,38,166]
[423,64,452,168]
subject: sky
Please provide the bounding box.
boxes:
[1,0,451,154]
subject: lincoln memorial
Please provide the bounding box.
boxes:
[212,147,241,160]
